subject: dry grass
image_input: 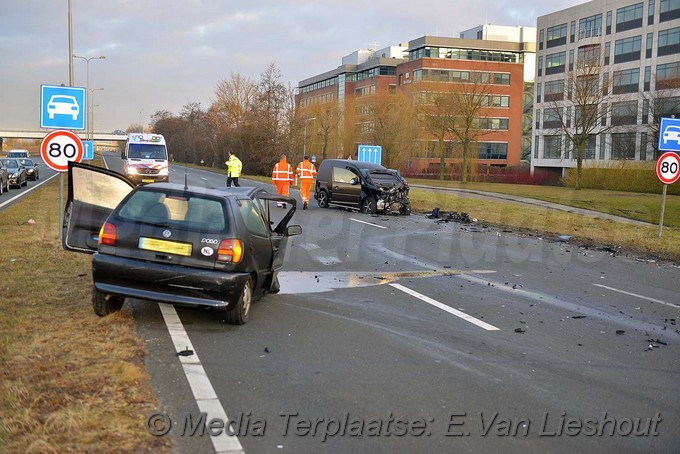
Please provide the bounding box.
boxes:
[410,189,680,263]
[0,176,172,453]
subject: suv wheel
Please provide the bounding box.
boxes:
[226,277,253,325]
[361,196,377,214]
[316,190,329,208]
[92,287,125,316]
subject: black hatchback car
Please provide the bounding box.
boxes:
[314,159,411,215]
[0,158,27,188]
[62,162,301,325]
[19,158,40,181]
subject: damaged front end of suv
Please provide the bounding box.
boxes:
[362,170,411,215]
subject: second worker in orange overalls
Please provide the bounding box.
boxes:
[295,155,317,210]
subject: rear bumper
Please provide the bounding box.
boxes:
[92,253,249,309]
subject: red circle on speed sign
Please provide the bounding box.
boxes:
[40,129,84,172]
[656,152,680,185]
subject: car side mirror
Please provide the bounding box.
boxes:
[350,177,359,185]
[286,225,302,236]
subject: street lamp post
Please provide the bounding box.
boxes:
[303,117,316,158]
[89,88,104,139]
[300,117,316,187]
[73,54,105,139]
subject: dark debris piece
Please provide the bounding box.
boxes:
[571,315,586,319]
[616,330,625,335]
[177,348,194,357]
[514,328,526,334]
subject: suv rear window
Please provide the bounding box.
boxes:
[118,190,226,232]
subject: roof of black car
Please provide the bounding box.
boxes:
[141,183,265,199]
[321,159,386,171]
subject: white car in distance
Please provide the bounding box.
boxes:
[47,95,80,120]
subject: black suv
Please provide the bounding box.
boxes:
[314,159,410,215]
[62,162,301,325]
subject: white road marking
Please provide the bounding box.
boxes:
[389,283,500,331]
[593,284,680,309]
[159,303,245,454]
[350,218,387,229]
[0,173,59,209]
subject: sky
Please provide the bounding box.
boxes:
[0,0,584,133]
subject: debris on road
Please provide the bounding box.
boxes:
[177,348,194,357]
[571,315,586,319]
[556,235,572,242]
[514,328,526,333]
[616,330,625,335]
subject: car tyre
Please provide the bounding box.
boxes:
[226,277,253,325]
[92,287,125,316]
[21,177,27,187]
[361,196,377,214]
[316,189,329,208]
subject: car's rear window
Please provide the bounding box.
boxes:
[118,190,226,232]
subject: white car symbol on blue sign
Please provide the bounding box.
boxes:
[40,85,86,130]
[659,117,680,153]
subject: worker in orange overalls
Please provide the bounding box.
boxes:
[296,155,317,210]
[272,154,294,207]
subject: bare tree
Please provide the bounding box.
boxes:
[418,75,492,182]
[366,89,417,169]
[542,61,621,189]
[641,76,680,158]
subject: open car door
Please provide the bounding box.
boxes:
[256,193,301,270]
[62,162,135,253]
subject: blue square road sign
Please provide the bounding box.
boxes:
[658,117,680,153]
[40,85,86,130]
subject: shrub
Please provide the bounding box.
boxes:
[562,161,680,195]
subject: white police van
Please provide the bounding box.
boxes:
[122,133,169,184]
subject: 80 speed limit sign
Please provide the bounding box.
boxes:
[40,129,84,172]
[656,152,680,185]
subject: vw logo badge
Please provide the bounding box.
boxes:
[162,229,172,238]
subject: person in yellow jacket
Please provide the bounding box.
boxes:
[296,155,317,210]
[225,151,242,187]
[272,154,294,207]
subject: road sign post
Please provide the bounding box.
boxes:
[655,151,680,237]
[40,130,84,241]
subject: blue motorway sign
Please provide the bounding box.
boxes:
[40,85,86,130]
[658,117,680,153]
[83,141,94,160]
[358,145,382,165]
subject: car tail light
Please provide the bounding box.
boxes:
[99,222,116,246]
[216,239,243,263]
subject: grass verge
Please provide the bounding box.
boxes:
[407,178,680,228]
[410,188,680,263]
[0,177,172,453]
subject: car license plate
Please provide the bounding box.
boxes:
[142,178,154,183]
[139,237,192,256]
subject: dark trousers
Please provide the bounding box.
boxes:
[227,176,240,187]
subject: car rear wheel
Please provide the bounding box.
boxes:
[361,196,377,214]
[316,189,329,208]
[92,287,125,316]
[226,277,253,325]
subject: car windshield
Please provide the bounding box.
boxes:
[117,190,226,232]
[52,96,75,103]
[20,159,34,166]
[0,159,19,170]
[127,144,167,159]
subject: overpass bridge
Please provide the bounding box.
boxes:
[0,129,128,141]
